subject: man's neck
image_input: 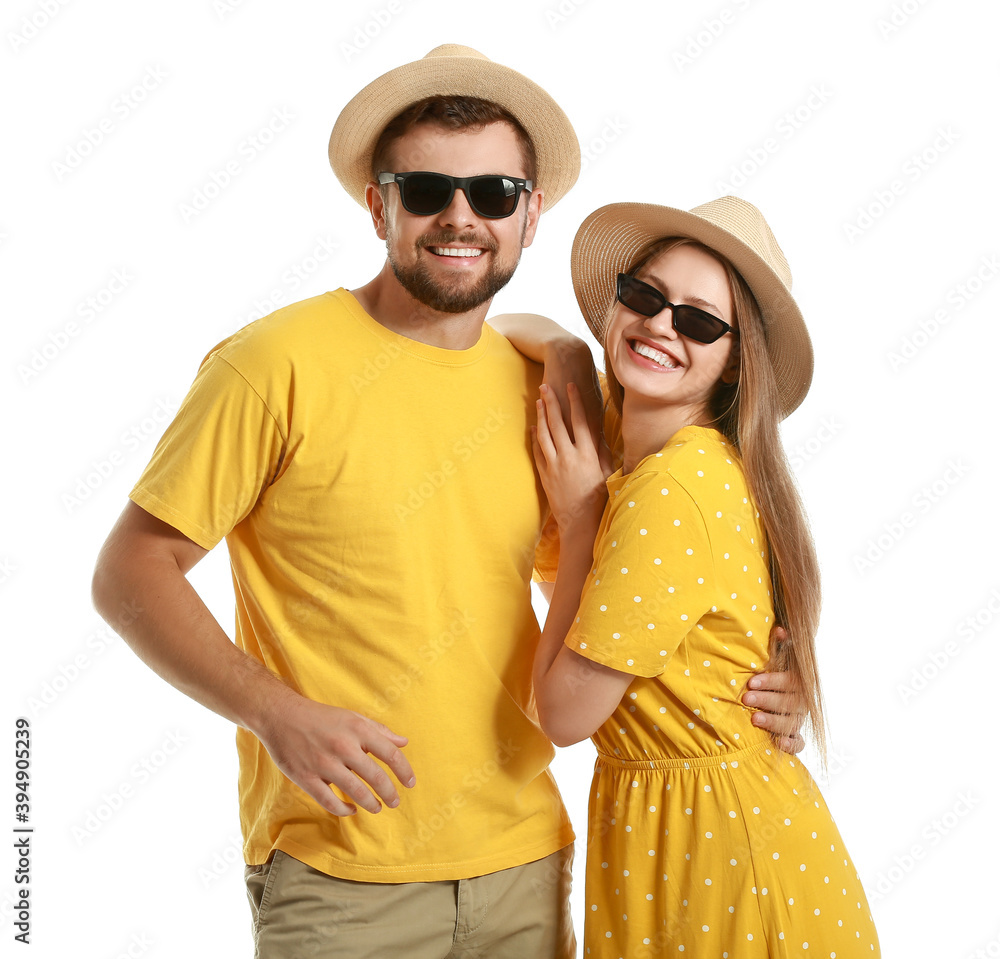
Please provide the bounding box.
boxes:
[351,264,491,351]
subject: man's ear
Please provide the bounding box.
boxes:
[365,181,388,240]
[520,189,544,249]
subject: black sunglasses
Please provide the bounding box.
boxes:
[377,171,533,220]
[616,273,738,345]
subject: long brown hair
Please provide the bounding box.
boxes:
[605,237,827,759]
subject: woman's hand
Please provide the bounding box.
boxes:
[532,382,609,532]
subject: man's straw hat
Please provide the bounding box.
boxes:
[329,44,580,210]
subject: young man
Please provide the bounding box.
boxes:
[92,45,801,958]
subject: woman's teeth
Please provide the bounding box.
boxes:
[632,341,678,369]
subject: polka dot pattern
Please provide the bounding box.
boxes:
[571,428,880,957]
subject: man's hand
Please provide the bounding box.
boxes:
[742,626,807,754]
[253,696,416,817]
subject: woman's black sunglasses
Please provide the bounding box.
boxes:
[616,273,738,345]
[378,171,533,220]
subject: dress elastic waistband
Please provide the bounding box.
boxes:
[595,739,773,771]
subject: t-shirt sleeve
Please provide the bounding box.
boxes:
[565,470,717,677]
[129,353,287,550]
[532,512,560,583]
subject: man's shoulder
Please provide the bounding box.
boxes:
[203,289,356,373]
[211,289,345,351]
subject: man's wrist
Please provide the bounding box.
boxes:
[238,666,301,739]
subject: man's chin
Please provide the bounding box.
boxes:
[390,262,518,315]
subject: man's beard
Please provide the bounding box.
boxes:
[386,227,524,315]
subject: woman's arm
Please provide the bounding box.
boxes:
[530,384,635,747]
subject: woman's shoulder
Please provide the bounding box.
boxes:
[635,426,738,480]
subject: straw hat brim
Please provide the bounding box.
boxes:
[329,44,580,211]
[571,200,814,418]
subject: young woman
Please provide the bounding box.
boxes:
[521,198,879,956]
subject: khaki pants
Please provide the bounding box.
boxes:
[245,846,576,959]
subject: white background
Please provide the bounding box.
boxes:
[3,0,998,955]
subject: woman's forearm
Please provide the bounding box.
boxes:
[533,523,599,709]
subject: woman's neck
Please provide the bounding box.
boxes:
[620,397,710,474]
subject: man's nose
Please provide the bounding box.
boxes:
[434,186,479,231]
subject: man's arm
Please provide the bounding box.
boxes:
[91,501,416,815]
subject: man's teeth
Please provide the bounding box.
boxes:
[432,247,482,257]
[632,341,678,369]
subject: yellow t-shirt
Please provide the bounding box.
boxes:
[130,288,573,882]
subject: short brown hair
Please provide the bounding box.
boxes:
[371,95,537,181]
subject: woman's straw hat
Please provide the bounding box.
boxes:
[572,196,813,417]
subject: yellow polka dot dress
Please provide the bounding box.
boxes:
[566,427,879,958]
